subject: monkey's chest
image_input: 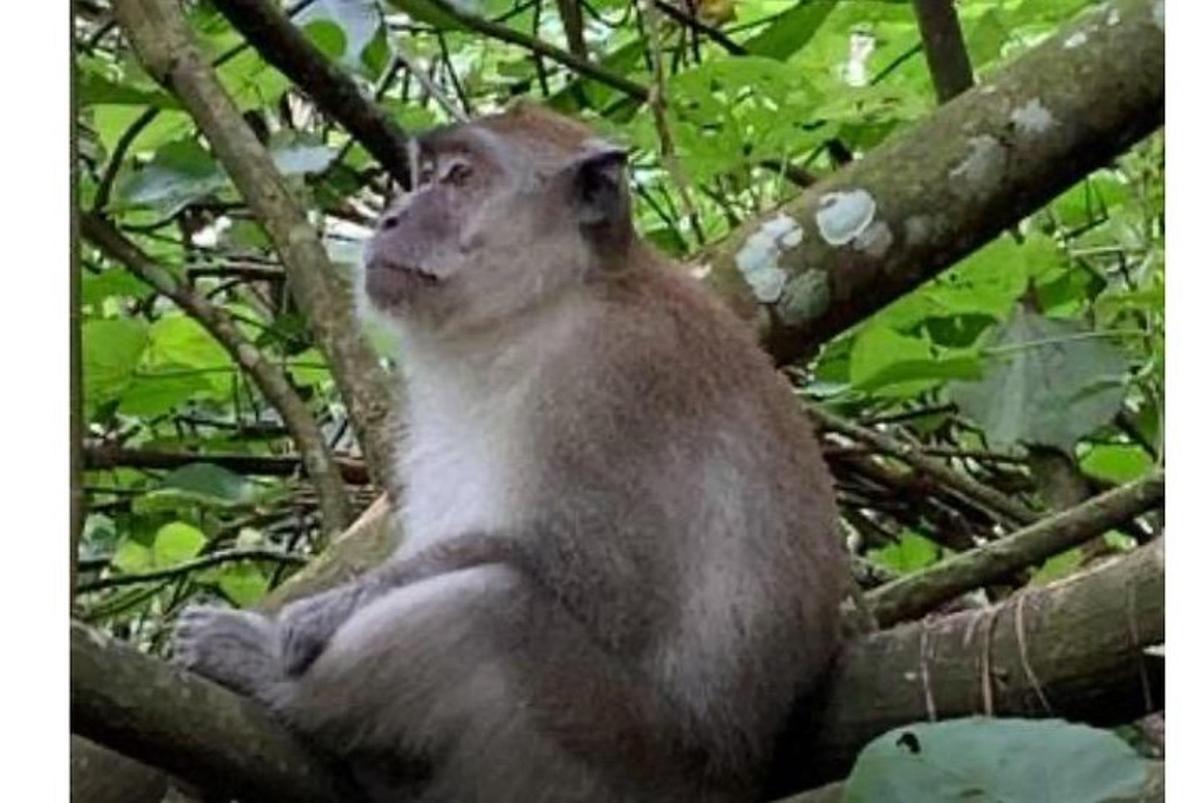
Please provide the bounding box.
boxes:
[400,420,521,551]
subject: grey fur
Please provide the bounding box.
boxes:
[174,106,849,802]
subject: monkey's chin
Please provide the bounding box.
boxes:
[365,262,439,311]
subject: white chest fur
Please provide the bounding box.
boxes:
[397,356,529,554]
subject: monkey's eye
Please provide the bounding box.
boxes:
[440,160,473,186]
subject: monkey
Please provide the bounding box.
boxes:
[173,102,849,802]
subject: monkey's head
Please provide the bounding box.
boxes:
[363,104,633,334]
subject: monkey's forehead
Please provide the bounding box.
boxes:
[418,104,618,161]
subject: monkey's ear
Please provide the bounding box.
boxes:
[567,145,632,245]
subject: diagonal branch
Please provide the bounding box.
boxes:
[207,0,411,181]
[704,0,1164,365]
[867,471,1165,627]
[81,213,354,537]
[111,0,400,496]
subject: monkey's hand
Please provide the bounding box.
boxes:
[173,605,280,699]
[277,583,370,676]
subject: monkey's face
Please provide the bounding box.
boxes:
[363,106,632,336]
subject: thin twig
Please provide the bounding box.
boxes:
[76,549,308,593]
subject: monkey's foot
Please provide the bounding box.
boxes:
[277,585,365,677]
[173,605,281,698]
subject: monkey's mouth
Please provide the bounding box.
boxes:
[365,259,441,306]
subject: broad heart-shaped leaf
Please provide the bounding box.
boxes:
[152,521,208,567]
[743,0,836,60]
[850,324,982,397]
[948,308,1129,451]
[844,718,1148,803]
[211,563,270,607]
[83,318,149,418]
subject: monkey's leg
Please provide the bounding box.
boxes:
[277,532,526,675]
[173,606,283,699]
[276,564,709,803]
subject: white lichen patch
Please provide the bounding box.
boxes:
[949,135,1006,195]
[1153,0,1164,30]
[853,220,894,259]
[1064,31,1088,49]
[816,189,877,246]
[779,270,831,325]
[1106,6,1121,26]
[1010,98,1057,136]
[690,262,713,280]
[734,213,804,303]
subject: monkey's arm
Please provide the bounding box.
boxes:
[278,533,524,675]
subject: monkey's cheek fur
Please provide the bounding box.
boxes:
[365,261,440,310]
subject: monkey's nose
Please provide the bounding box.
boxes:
[380,214,402,231]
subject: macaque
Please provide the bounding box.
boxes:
[174,103,849,802]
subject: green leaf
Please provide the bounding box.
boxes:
[214,563,270,607]
[161,463,260,505]
[850,326,979,397]
[298,0,384,66]
[147,314,233,381]
[949,308,1130,451]
[152,521,208,567]
[844,718,1148,803]
[1030,547,1084,585]
[868,531,940,575]
[116,139,226,213]
[83,319,149,416]
[743,0,837,60]
[1080,444,1154,485]
[81,269,153,307]
[111,539,153,574]
[302,19,348,61]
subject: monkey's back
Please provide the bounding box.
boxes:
[523,244,848,776]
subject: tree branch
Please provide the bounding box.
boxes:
[77,549,308,594]
[73,541,1163,800]
[774,539,1164,791]
[81,213,355,537]
[704,0,1164,365]
[811,405,1040,528]
[206,0,411,181]
[83,440,372,485]
[111,0,400,495]
[867,472,1165,627]
[912,0,974,102]
[70,621,364,802]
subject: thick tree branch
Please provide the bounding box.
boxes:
[773,539,1164,791]
[704,0,1164,365]
[73,541,1162,800]
[867,471,1165,627]
[70,621,364,802]
[81,214,354,537]
[111,0,400,495]
[912,0,974,102]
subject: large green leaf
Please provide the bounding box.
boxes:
[844,718,1148,803]
[83,319,149,417]
[743,0,837,60]
[152,521,208,567]
[949,308,1130,450]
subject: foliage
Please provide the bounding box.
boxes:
[73,0,1163,785]
[844,718,1150,802]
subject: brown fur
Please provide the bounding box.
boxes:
[173,105,849,802]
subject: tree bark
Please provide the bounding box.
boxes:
[771,540,1164,791]
[72,540,1162,801]
[703,0,1164,366]
[71,622,363,803]
[912,0,975,102]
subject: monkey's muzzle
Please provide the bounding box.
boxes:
[364,257,440,308]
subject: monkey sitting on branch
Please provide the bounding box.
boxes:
[174,103,849,802]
